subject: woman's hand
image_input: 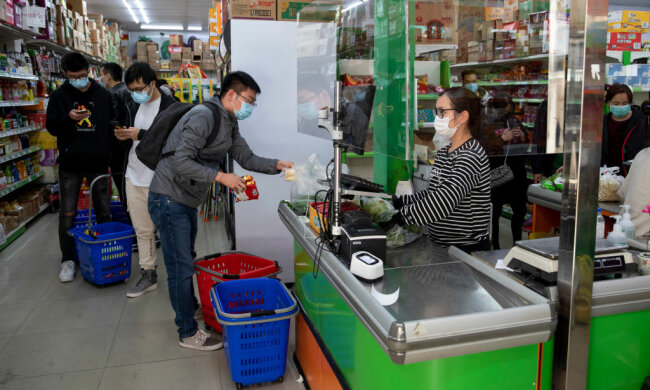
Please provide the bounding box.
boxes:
[216,172,247,193]
[501,129,514,142]
[511,126,525,141]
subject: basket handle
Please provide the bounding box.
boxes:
[194,250,259,262]
[251,309,276,317]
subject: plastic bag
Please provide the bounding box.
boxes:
[598,165,624,201]
[386,224,422,248]
[290,154,329,215]
[360,197,394,223]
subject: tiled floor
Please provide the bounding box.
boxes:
[0,213,304,390]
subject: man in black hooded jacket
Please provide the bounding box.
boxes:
[46,52,115,283]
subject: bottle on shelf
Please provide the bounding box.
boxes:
[596,207,605,239]
[620,205,635,239]
[5,165,13,185]
[607,215,627,246]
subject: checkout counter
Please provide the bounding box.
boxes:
[279,198,650,389]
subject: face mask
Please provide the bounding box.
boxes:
[433,115,461,138]
[610,104,631,118]
[70,77,89,89]
[131,85,152,104]
[235,100,254,120]
[98,79,106,88]
[298,102,318,120]
[465,83,479,93]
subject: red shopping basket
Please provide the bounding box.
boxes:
[193,252,281,332]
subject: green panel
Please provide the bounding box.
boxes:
[372,0,413,194]
[294,243,552,389]
[587,310,650,390]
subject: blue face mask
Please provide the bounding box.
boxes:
[70,77,89,89]
[98,79,106,88]
[465,83,479,93]
[131,86,152,104]
[610,104,631,118]
[298,102,318,120]
[235,101,254,120]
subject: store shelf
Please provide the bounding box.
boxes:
[0,100,38,107]
[606,50,650,63]
[513,98,544,103]
[451,80,548,87]
[450,54,549,69]
[0,171,45,198]
[415,44,458,56]
[523,122,535,127]
[0,21,36,40]
[0,146,41,165]
[0,72,39,81]
[344,151,374,159]
[25,39,104,65]
[418,122,436,128]
[0,203,49,251]
[417,94,439,100]
[0,125,41,138]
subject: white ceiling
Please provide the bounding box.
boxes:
[84,0,211,32]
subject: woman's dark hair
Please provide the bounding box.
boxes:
[488,91,514,110]
[156,79,169,87]
[220,71,261,98]
[100,62,123,82]
[442,87,481,132]
[606,83,633,103]
[61,52,89,72]
[124,62,157,86]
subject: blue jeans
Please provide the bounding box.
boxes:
[148,192,200,338]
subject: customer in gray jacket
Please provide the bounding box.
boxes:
[148,71,293,351]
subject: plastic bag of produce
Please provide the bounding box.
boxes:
[290,154,329,215]
[598,166,624,201]
[386,224,423,248]
[360,197,395,223]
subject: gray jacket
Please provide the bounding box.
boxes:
[149,96,279,208]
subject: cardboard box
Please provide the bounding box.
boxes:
[89,29,99,42]
[5,0,14,25]
[66,0,86,15]
[170,60,182,70]
[87,13,102,26]
[203,51,215,59]
[229,0,276,20]
[414,0,457,44]
[485,6,503,21]
[278,0,338,22]
[146,42,158,52]
[503,0,517,22]
[192,40,203,52]
[192,51,202,61]
[91,42,101,57]
[170,52,182,61]
[136,55,148,63]
[136,41,149,57]
[608,10,649,24]
[169,34,183,46]
[148,51,160,61]
[148,59,160,70]
[608,21,649,33]
[202,59,216,70]
[607,32,642,51]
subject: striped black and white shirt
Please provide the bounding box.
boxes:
[401,138,491,247]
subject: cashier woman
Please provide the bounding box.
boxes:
[389,87,491,253]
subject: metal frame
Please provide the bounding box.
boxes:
[552,0,608,387]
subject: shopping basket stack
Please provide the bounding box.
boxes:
[194,252,281,332]
[211,278,297,389]
[68,174,135,285]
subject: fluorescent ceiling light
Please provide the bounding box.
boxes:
[141,24,184,30]
[187,25,203,31]
[121,0,139,24]
[343,0,364,12]
[134,0,150,24]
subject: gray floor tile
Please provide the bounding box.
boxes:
[0,276,54,305]
[0,336,9,354]
[106,319,207,367]
[0,302,36,337]
[99,355,221,390]
[41,273,128,302]
[15,295,126,335]
[120,287,175,324]
[0,369,103,390]
[0,327,116,379]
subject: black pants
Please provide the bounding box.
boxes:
[491,157,528,250]
[59,170,111,262]
[456,237,490,254]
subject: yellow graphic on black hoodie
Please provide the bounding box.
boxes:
[76,105,93,128]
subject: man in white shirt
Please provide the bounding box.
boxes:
[114,62,175,297]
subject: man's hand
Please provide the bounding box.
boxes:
[216,172,247,193]
[69,109,90,121]
[114,127,140,141]
[276,160,294,171]
[501,129,514,142]
[533,173,543,184]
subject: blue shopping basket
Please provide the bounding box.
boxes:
[210,278,297,389]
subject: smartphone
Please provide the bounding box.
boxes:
[109,121,123,130]
[77,109,89,114]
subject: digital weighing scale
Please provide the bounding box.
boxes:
[503,237,635,283]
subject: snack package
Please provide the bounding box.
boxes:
[234,175,259,202]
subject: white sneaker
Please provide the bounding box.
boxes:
[59,260,75,283]
[179,329,223,351]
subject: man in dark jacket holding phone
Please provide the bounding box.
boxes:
[46,52,114,283]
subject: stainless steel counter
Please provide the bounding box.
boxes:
[527,184,622,215]
[473,249,650,318]
[279,202,556,364]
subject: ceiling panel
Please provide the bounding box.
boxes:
[84,0,211,32]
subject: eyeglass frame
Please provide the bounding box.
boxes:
[236,92,257,107]
[433,107,457,119]
[67,72,89,80]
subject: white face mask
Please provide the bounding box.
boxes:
[433,115,460,138]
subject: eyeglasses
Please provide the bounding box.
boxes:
[129,83,152,93]
[236,92,257,107]
[433,107,456,119]
[67,73,88,80]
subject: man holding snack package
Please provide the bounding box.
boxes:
[147,71,293,351]
[46,52,114,283]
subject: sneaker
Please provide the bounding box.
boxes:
[126,269,158,298]
[179,329,223,351]
[59,260,75,283]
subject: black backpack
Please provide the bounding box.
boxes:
[135,101,221,170]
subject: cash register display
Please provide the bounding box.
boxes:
[358,253,379,265]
